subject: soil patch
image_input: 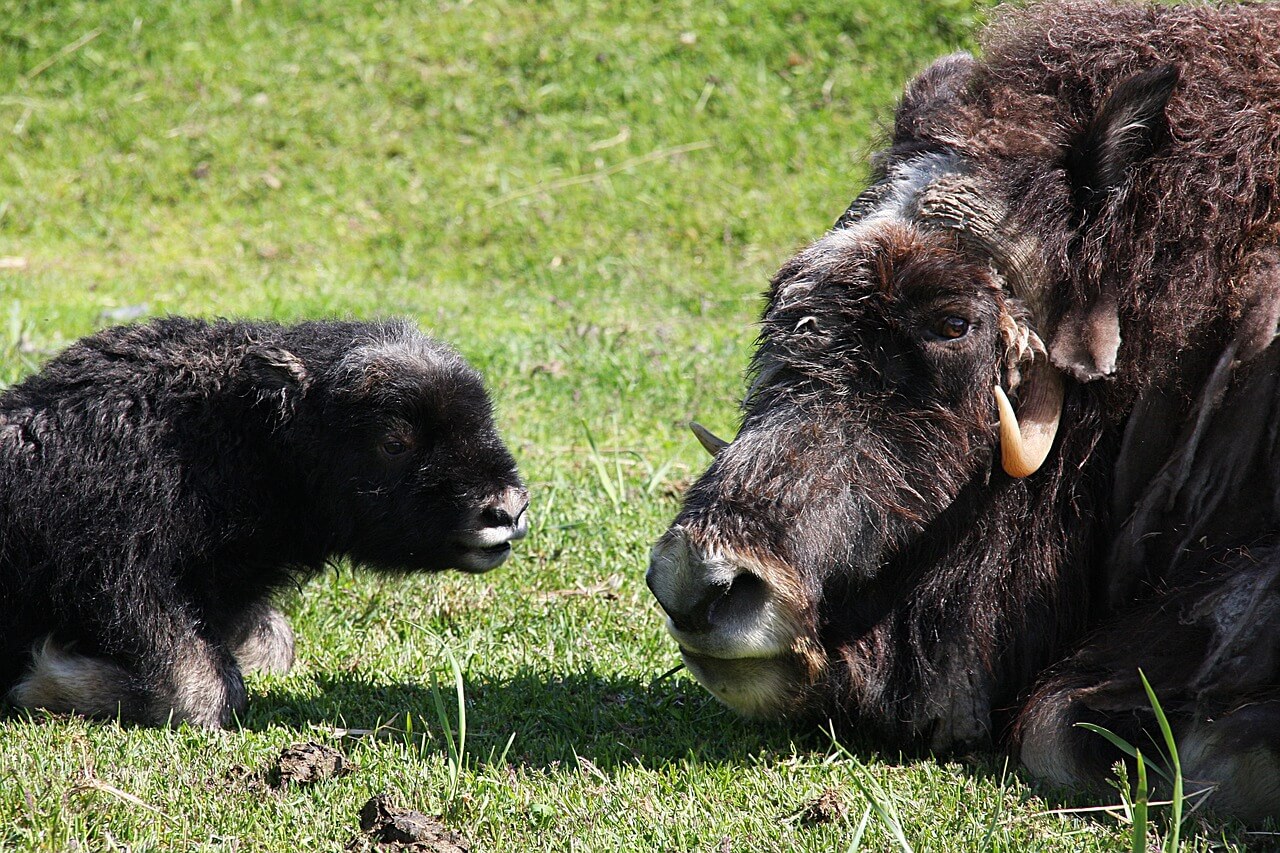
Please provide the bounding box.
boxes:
[349,793,472,852]
[796,788,847,825]
[269,741,353,787]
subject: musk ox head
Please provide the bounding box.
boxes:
[278,320,529,574]
[647,53,1179,719]
[648,197,1047,718]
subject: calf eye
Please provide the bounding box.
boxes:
[930,315,971,340]
[381,437,411,458]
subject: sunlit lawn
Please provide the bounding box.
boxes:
[0,2,1259,849]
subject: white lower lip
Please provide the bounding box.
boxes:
[664,614,792,660]
[679,649,796,718]
[456,543,512,572]
[455,524,528,549]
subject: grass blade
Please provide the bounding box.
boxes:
[581,421,622,510]
[1075,722,1173,786]
[405,620,470,806]
[1139,670,1183,850]
[1131,749,1149,853]
[1076,671,1189,851]
[642,454,678,496]
[827,724,913,853]
[493,731,517,767]
[429,677,458,800]
[980,757,1009,851]
[845,762,913,853]
[846,804,873,853]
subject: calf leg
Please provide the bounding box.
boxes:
[159,631,247,727]
[8,627,247,728]
[7,637,139,720]
[226,603,295,675]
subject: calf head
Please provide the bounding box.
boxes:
[279,322,528,573]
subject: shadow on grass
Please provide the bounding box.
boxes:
[6,675,1261,843]
[247,667,823,770]
[251,669,1211,829]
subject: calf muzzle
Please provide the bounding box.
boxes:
[453,485,529,572]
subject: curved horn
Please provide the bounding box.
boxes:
[689,421,729,457]
[994,361,1064,478]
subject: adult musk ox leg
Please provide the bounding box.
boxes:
[1179,702,1280,825]
[1017,553,1280,822]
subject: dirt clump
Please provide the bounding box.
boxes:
[349,793,472,852]
[269,741,353,787]
[796,788,847,825]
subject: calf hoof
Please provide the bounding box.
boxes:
[156,639,247,728]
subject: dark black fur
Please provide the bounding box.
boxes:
[0,317,527,727]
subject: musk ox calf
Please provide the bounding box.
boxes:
[649,0,1280,822]
[0,317,528,727]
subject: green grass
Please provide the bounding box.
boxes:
[0,1,1261,849]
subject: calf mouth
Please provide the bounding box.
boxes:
[457,541,513,572]
[452,524,528,573]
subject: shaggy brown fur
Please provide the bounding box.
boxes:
[950,2,1280,396]
[648,0,1280,823]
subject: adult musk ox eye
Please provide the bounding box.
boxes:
[930,315,971,340]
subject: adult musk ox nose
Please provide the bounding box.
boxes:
[646,527,793,660]
[646,562,768,635]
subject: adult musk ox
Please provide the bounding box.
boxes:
[647,1,1280,822]
[0,317,528,728]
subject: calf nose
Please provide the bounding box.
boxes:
[480,485,529,536]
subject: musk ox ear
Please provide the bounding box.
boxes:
[0,410,41,457]
[1053,66,1176,384]
[893,51,977,142]
[242,346,309,422]
[1049,295,1122,383]
[1067,64,1180,210]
